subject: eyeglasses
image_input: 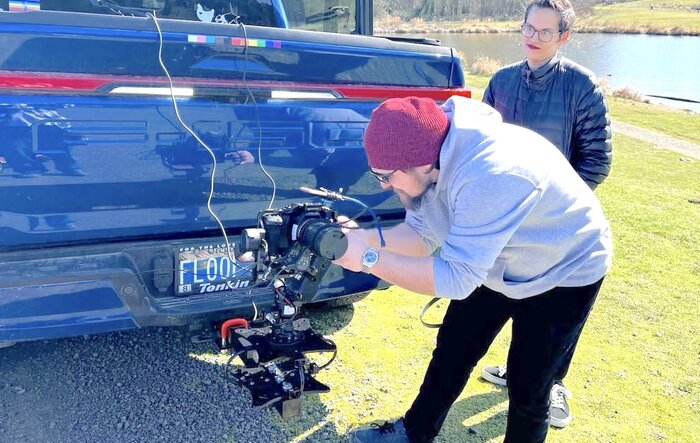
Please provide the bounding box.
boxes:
[368,168,397,184]
[521,23,561,43]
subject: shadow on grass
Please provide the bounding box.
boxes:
[268,392,351,442]
[303,302,356,336]
[441,389,508,442]
[314,389,509,443]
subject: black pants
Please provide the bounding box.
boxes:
[404,279,604,443]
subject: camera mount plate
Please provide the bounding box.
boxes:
[221,317,336,417]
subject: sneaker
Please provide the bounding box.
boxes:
[480,364,508,386]
[549,383,573,428]
[351,418,411,443]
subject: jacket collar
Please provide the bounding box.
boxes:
[521,55,560,90]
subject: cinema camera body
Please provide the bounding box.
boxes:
[242,202,349,299]
[218,202,349,418]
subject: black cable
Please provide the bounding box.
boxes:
[224,348,247,387]
[299,187,387,247]
[316,338,337,371]
[335,207,369,226]
[298,363,305,395]
[420,297,443,328]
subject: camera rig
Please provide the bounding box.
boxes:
[216,202,348,418]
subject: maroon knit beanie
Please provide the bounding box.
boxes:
[364,97,449,170]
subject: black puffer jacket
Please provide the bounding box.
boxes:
[483,56,612,189]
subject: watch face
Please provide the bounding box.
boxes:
[363,248,379,265]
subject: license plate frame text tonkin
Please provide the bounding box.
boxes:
[176,243,252,296]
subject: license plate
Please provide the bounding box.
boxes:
[176,243,253,296]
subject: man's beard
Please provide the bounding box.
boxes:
[395,180,433,211]
[396,190,422,210]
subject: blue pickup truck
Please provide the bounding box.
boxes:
[0,0,471,347]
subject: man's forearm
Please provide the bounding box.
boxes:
[367,222,432,257]
[370,251,436,296]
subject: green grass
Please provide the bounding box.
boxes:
[608,97,700,145]
[280,131,700,442]
[578,0,700,35]
[467,73,490,91]
[376,0,700,35]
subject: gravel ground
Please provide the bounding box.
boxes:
[0,327,345,443]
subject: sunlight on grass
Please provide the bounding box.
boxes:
[608,97,700,145]
[188,351,222,364]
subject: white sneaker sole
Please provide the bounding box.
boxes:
[549,414,573,428]
[480,368,507,386]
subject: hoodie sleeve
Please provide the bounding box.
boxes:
[433,172,542,300]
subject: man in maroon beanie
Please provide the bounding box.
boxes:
[333,96,612,443]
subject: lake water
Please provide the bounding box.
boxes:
[403,32,700,113]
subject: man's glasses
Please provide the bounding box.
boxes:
[520,23,561,43]
[369,168,398,184]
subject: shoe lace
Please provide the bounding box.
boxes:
[550,384,572,409]
[370,421,396,434]
[497,365,507,377]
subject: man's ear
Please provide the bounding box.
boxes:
[559,30,571,45]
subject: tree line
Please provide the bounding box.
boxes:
[374,0,629,21]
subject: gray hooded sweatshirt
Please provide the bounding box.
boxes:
[405,96,612,300]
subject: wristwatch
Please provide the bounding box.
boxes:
[361,247,380,274]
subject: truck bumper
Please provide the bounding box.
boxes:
[0,238,382,344]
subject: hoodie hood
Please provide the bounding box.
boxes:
[436,96,503,186]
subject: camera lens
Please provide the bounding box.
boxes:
[297,219,348,260]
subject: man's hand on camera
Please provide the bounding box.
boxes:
[336,215,359,232]
[332,228,369,273]
[237,251,256,262]
[336,215,375,244]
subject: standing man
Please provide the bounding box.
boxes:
[481,0,613,427]
[335,95,612,443]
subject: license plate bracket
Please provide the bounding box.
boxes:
[176,243,253,296]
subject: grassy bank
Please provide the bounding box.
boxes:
[607,98,700,146]
[578,0,700,35]
[375,0,700,35]
[271,110,700,442]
